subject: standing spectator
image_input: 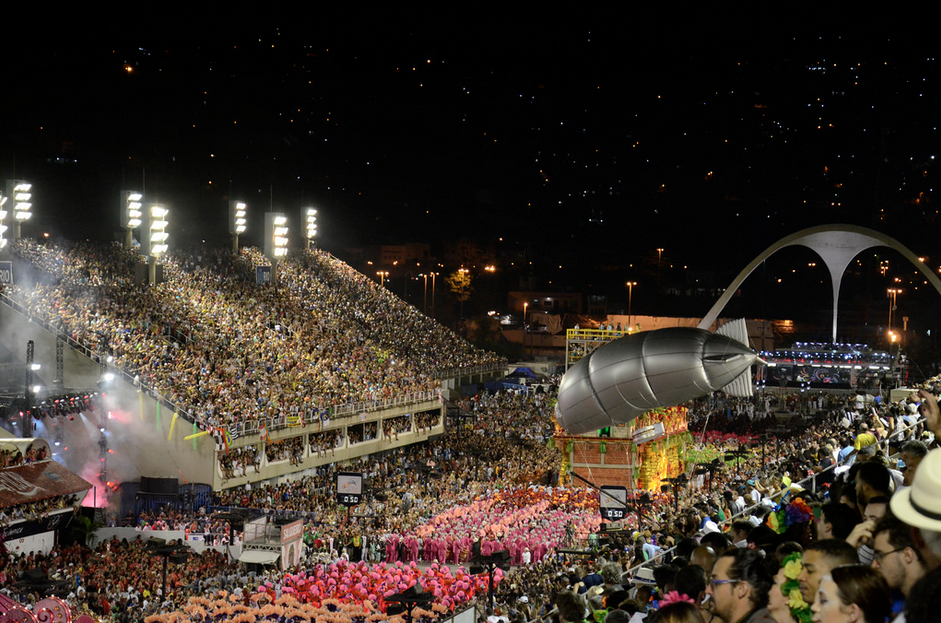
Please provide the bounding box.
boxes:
[870,514,927,621]
[809,564,890,623]
[704,548,775,623]
[796,540,858,605]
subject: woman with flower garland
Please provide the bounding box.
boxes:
[768,552,812,623]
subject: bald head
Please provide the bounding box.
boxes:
[690,545,718,574]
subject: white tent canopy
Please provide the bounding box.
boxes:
[238,550,279,565]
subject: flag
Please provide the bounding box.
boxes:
[260,421,270,443]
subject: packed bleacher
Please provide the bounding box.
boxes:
[3,239,504,434]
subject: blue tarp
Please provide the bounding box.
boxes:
[507,367,539,379]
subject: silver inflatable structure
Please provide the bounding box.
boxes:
[555,323,760,435]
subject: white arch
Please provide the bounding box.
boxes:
[698,224,941,343]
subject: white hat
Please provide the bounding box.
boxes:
[891,448,941,531]
[632,567,657,586]
[702,520,720,534]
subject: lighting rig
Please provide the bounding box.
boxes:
[29,392,102,420]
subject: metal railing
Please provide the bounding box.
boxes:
[434,362,506,380]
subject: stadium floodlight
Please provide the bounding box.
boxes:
[0,194,7,250]
[122,191,143,247]
[273,216,289,258]
[6,180,32,239]
[124,192,143,228]
[149,205,169,257]
[141,203,169,286]
[303,207,317,250]
[229,200,248,253]
[264,212,289,284]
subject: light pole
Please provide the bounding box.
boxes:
[0,194,7,251]
[458,268,469,319]
[626,281,637,329]
[523,302,529,357]
[146,204,169,286]
[264,213,288,285]
[887,288,901,333]
[303,207,317,250]
[123,191,143,249]
[7,180,32,240]
[656,248,664,295]
[377,271,389,287]
[230,201,247,253]
[420,273,429,313]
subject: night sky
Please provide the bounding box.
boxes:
[3,26,940,342]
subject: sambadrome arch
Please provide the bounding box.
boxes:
[697,224,941,343]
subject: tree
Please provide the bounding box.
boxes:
[446,269,474,319]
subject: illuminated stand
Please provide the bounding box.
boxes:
[302,207,317,250]
[142,204,169,285]
[122,190,143,248]
[230,200,247,253]
[5,180,32,240]
[263,213,288,285]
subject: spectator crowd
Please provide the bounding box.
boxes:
[3,238,941,623]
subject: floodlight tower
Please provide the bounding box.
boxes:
[122,191,143,248]
[143,204,169,285]
[303,207,317,250]
[264,213,289,284]
[229,200,247,253]
[6,180,32,239]
[0,192,8,250]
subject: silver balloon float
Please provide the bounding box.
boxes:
[555,320,762,435]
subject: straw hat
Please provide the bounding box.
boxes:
[891,448,941,531]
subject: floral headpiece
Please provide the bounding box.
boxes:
[766,497,814,535]
[659,591,696,607]
[780,552,813,623]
